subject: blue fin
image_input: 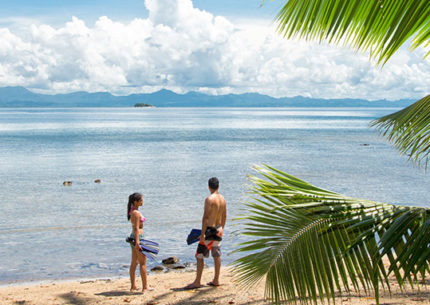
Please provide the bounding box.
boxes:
[140,249,157,260]
[187,229,202,245]
[140,240,159,254]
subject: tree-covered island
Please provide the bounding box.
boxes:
[134,103,154,107]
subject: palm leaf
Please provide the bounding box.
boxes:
[272,0,430,166]
[371,94,430,169]
[233,165,430,304]
[275,0,430,65]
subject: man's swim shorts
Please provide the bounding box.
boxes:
[195,225,223,258]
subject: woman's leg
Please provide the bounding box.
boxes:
[129,248,139,291]
[136,251,148,291]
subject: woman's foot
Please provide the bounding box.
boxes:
[130,286,139,292]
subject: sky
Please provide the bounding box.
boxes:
[0,0,429,100]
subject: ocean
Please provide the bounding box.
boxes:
[0,107,429,284]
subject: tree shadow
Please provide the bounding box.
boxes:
[148,285,269,305]
[95,290,142,297]
[58,292,93,305]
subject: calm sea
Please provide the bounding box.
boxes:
[0,107,429,285]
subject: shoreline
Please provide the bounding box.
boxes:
[0,261,200,288]
[0,267,267,305]
[1,267,430,305]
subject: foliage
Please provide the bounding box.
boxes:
[275,0,430,66]
[273,0,430,167]
[232,1,430,303]
[233,165,430,304]
[134,103,154,107]
[371,95,430,169]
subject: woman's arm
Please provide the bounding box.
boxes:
[131,211,142,250]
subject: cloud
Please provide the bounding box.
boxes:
[0,0,429,100]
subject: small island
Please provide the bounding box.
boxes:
[134,103,154,108]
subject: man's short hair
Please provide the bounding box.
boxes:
[208,177,219,190]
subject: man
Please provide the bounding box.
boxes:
[186,177,227,289]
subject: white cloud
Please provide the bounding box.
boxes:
[0,0,429,100]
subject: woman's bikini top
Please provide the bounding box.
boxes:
[129,206,146,224]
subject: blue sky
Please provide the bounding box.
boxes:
[0,0,279,26]
[0,0,429,100]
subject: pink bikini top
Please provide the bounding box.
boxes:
[129,206,146,223]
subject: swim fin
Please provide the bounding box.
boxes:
[187,229,202,245]
[140,240,159,254]
[126,237,159,259]
[140,248,157,260]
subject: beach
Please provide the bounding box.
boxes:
[1,267,430,305]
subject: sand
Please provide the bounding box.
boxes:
[1,267,430,305]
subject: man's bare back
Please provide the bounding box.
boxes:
[203,192,226,229]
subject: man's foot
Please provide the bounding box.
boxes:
[142,286,154,292]
[183,283,201,290]
[130,286,139,292]
[207,281,220,287]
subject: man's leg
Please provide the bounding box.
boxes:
[194,257,204,286]
[212,256,221,285]
[185,257,204,288]
[185,241,210,289]
[208,245,221,286]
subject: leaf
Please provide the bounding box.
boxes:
[233,165,430,305]
[371,95,430,169]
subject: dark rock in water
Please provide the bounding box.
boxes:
[360,144,370,146]
[151,265,164,272]
[94,179,101,183]
[63,181,72,186]
[170,264,186,269]
[162,256,179,264]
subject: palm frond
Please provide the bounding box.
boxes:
[275,0,430,65]
[233,165,430,304]
[371,94,430,169]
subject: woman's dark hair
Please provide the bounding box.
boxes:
[127,192,142,221]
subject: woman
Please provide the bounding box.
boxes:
[127,192,149,292]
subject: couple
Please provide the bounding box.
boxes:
[127,177,227,292]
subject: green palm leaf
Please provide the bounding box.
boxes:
[275,0,430,65]
[272,0,430,166]
[233,165,430,304]
[371,95,430,168]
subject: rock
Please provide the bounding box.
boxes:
[94,179,101,183]
[162,256,179,264]
[151,265,164,272]
[63,181,72,186]
[170,264,186,269]
[360,143,370,146]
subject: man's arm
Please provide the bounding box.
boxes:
[221,199,226,229]
[200,198,211,242]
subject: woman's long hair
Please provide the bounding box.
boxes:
[127,192,142,221]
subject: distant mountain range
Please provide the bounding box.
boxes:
[0,86,415,107]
